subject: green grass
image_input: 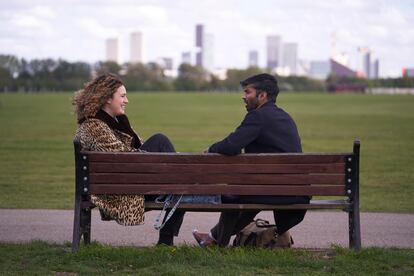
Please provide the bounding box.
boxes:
[0,92,413,212]
[1,241,413,275]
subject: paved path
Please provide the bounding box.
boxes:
[1,209,413,248]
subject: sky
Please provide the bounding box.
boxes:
[1,0,413,77]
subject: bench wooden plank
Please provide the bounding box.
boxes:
[145,200,350,211]
[90,163,345,174]
[89,173,345,185]
[86,152,349,164]
[80,200,350,211]
[89,184,345,196]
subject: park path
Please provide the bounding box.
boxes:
[1,209,413,249]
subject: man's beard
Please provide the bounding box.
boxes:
[244,97,259,111]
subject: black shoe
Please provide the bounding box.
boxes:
[157,234,173,246]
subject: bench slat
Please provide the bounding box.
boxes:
[90,162,345,174]
[145,200,350,211]
[87,152,349,164]
[90,173,345,185]
[90,184,345,196]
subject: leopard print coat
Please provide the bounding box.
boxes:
[75,111,145,226]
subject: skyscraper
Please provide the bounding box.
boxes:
[195,24,203,66]
[195,24,214,71]
[106,38,118,63]
[266,35,281,69]
[363,51,371,79]
[282,43,297,75]
[130,32,143,64]
[370,59,379,79]
[248,50,259,67]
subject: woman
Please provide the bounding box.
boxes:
[73,73,184,245]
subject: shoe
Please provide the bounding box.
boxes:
[192,229,216,248]
[274,231,294,248]
[156,234,174,246]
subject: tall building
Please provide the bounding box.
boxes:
[106,38,119,63]
[266,35,281,69]
[363,51,371,79]
[195,24,203,66]
[181,52,192,65]
[248,50,259,67]
[370,59,379,79]
[203,33,214,71]
[282,42,297,75]
[195,24,214,71]
[130,32,143,64]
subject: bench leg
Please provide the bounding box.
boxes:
[349,139,362,250]
[72,200,92,252]
[348,208,361,250]
[72,195,82,253]
[81,208,92,245]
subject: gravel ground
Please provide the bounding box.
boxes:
[1,209,413,248]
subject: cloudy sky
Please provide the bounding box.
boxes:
[1,0,413,77]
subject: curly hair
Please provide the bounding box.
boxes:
[74,73,124,122]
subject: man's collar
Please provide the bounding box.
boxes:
[257,100,274,109]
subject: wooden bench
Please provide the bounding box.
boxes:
[72,140,361,252]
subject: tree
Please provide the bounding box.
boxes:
[223,67,267,91]
[123,62,172,91]
[174,63,208,91]
[52,60,91,91]
[280,76,325,92]
[95,61,122,75]
[0,67,13,92]
[0,55,21,77]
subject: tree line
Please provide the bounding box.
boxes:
[1,55,413,93]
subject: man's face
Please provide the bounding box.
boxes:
[242,84,267,111]
[242,85,259,111]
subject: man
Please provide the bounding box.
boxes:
[193,73,309,247]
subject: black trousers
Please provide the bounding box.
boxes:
[210,195,309,246]
[140,134,185,239]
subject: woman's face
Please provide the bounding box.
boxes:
[104,85,128,117]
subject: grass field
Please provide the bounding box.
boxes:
[0,92,413,212]
[1,241,413,275]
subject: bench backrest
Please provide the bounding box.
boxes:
[74,141,360,199]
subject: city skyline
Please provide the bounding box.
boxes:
[1,0,413,77]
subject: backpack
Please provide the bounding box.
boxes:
[233,218,293,249]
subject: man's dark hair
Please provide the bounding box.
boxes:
[240,73,279,103]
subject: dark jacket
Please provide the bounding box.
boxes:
[209,101,302,155]
[208,100,308,204]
